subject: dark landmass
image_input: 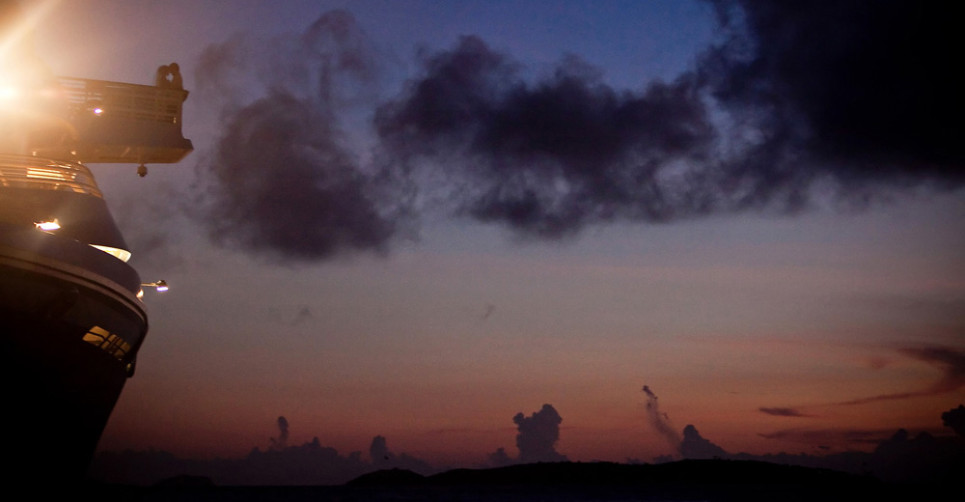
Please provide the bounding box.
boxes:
[81,459,948,501]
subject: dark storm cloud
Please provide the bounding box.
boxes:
[759,407,809,418]
[512,404,568,463]
[194,2,965,259]
[836,345,965,406]
[204,92,396,261]
[701,0,965,190]
[375,37,716,238]
[194,10,405,262]
[373,0,965,239]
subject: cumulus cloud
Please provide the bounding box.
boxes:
[368,435,432,472]
[508,404,568,464]
[941,405,965,438]
[369,435,391,464]
[679,424,729,459]
[486,447,513,467]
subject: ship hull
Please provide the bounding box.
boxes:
[1,308,130,481]
[0,225,146,482]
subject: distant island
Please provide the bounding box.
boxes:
[84,458,953,501]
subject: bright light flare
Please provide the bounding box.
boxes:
[0,85,20,100]
[0,0,62,113]
[34,218,60,231]
[0,0,61,60]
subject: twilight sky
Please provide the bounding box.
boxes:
[25,0,965,467]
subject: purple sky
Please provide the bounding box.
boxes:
[23,0,965,467]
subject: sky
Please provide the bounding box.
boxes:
[19,0,965,470]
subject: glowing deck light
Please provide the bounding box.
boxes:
[34,219,60,231]
[141,280,168,293]
[27,168,70,181]
[90,244,132,263]
[92,107,103,115]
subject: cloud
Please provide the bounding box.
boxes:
[639,387,730,460]
[270,416,289,450]
[512,404,568,463]
[679,424,729,459]
[368,435,432,472]
[941,405,965,438]
[374,0,965,240]
[836,345,965,406]
[91,418,434,485]
[192,2,965,261]
[193,10,408,263]
[700,0,965,194]
[486,447,513,467]
[758,427,889,448]
[375,37,716,238]
[369,435,391,464]
[901,346,965,395]
[759,407,809,418]
[642,385,681,449]
[756,345,965,412]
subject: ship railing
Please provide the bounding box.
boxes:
[0,154,101,197]
[47,76,193,164]
[55,76,187,125]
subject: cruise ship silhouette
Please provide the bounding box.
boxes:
[0,2,192,481]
